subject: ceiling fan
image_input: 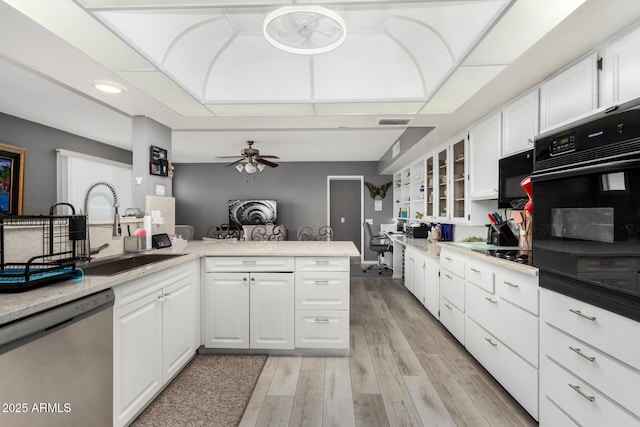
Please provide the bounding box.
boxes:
[217,141,280,172]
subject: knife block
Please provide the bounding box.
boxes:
[487,223,519,246]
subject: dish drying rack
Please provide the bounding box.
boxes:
[0,203,88,292]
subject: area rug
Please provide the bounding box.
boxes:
[131,354,267,427]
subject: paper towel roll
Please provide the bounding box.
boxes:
[143,215,152,249]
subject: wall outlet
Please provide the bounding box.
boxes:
[341,217,345,223]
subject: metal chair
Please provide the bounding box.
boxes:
[296,224,334,241]
[249,224,287,241]
[363,221,392,274]
[206,224,242,240]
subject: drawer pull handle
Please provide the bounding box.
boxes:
[485,297,498,304]
[569,309,596,321]
[315,317,330,322]
[504,281,519,288]
[569,384,595,402]
[444,256,453,261]
[470,268,481,273]
[315,260,330,265]
[569,346,596,362]
[314,280,330,285]
[243,260,257,265]
[444,304,453,310]
[484,337,497,347]
[444,274,453,279]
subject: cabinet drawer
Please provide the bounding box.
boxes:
[466,318,538,420]
[540,396,578,427]
[295,310,349,349]
[295,271,350,310]
[541,322,640,418]
[541,288,640,372]
[466,261,494,293]
[295,257,349,272]
[441,269,465,311]
[440,296,464,345]
[205,257,294,272]
[541,356,639,427]
[440,251,465,278]
[466,282,538,367]
[495,270,539,315]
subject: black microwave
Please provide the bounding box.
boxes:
[498,149,534,209]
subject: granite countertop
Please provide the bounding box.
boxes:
[0,240,360,327]
[388,235,538,277]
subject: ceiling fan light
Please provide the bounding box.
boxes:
[263,6,346,55]
[257,163,265,172]
[235,164,244,172]
[244,163,257,174]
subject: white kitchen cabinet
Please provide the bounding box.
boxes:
[295,256,350,350]
[600,24,640,106]
[464,257,539,420]
[204,271,294,350]
[539,53,599,132]
[423,255,440,318]
[113,260,200,427]
[404,249,416,294]
[501,90,538,156]
[204,272,250,348]
[406,247,426,304]
[114,289,162,427]
[439,249,465,344]
[469,111,501,200]
[540,288,640,425]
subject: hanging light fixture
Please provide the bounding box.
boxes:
[235,159,265,174]
[263,6,346,55]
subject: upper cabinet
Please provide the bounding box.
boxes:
[469,111,501,200]
[502,90,538,157]
[539,53,599,133]
[451,138,466,221]
[600,25,640,107]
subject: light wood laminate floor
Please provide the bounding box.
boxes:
[239,275,539,427]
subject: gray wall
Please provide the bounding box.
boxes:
[132,116,172,208]
[173,162,393,260]
[0,113,132,215]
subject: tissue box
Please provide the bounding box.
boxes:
[124,236,146,253]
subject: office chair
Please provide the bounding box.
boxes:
[363,221,392,274]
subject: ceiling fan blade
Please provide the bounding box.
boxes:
[255,155,280,159]
[225,159,245,167]
[256,158,279,168]
[216,155,245,159]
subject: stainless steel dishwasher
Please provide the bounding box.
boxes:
[0,289,114,427]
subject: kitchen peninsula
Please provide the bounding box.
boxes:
[0,240,358,427]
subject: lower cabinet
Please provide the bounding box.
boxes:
[439,249,466,344]
[424,256,440,318]
[204,272,294,350]
[113,260,200,427]
[540,288,640,426]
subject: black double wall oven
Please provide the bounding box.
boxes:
[532,101,640,322]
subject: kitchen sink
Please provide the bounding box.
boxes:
[79,253,185,276]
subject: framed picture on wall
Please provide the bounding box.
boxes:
[149,145,168,176]
[0,143,26,215]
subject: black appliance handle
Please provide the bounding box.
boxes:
[532,157,640,182]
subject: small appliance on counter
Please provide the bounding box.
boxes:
[406,223,429,238]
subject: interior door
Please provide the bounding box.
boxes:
[329,179,361,253]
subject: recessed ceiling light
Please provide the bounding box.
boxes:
[91,80,126,94]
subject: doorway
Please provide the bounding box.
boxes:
[327,176,364,264]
